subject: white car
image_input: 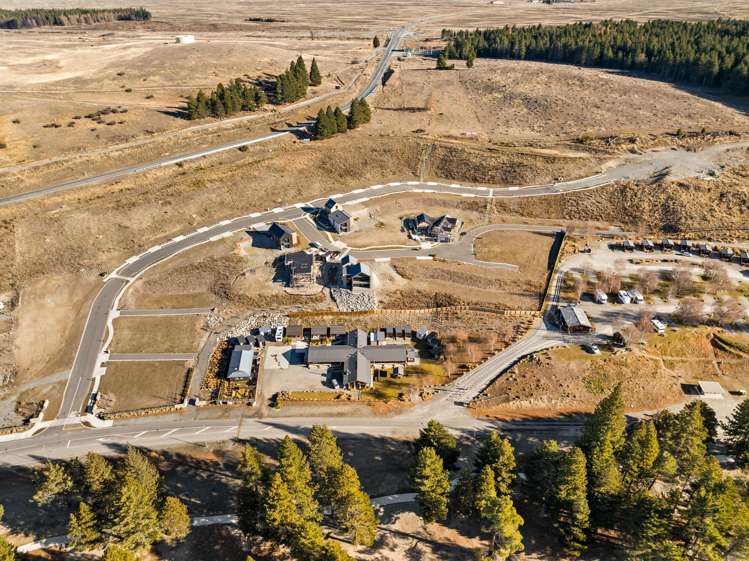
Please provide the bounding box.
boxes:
[628,289,644,304]
[651,318,666,334]
[617,290,631,304]
[595,290,608,304]
[274,326,284,342]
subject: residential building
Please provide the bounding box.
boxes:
[306,328,415,388]
[321,198,351,233]
[403,213,460,242]
[268,222,297,249]
[283,251,315,287]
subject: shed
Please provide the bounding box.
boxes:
[559,305,592,334]
[720,247,735,261]
[329,325,347,337]
[661,239,675,250]
[697,380,724,399]
[310,326,328,339]
[740,251,749,265]
[621,240,635,251]
[697,243,711,255]
[641,240,655,251]
[285,325,303,338]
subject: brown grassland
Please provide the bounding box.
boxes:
[98,361,190,412]
[109,315,206,354]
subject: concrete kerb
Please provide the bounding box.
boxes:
[0,400,49,442]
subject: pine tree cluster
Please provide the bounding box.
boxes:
[443,19,749,94]
[525,385,749,559]
[237,428,377,561]
[30,448,190,557]
[276,56,319,104]
[0,7,150,29]
[185,79,267,120]
[313,98,371,140]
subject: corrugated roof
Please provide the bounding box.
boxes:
[560,306,591,329]
[227,345,254,379]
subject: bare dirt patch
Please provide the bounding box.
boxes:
[474,230,556,271]
[386,259,547,310]
[110,315,206,354]
[98,361,189,412]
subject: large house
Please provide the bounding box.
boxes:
[403,213,459,242]
[322,198,351,234]
[341,254,373,289]
[267,222,296,249]
[306,329,416,388]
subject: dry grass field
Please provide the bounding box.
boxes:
[474,230,556,270]
[98,361,189,411]
[109,315,206,354]
[475,328,749,418]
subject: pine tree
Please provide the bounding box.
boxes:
[555,447,590,558]
[474,431,516,495]
[683,400,718,443]
[621,421,660,497]
[332,465,378,546]
[0,536,14,561]
[334,107,347,133]
[108,475,161,551]
[482,494,524,560]
[33,461,73,505]
[159,496,190,545]
[326,106,338,134]
[723,399,749,467]
[237,445,265,537]
[466,51,476,68]
[294,55,309,90]
[314,108,337,139]
[119,447,160,503]
[450,469,475,519]
[474,465,497,516]
[673,402,708,480]
[308,425,344,507]
[412,447,450,522]
[415,419,460,469]
[277,437,321,524]
[582,383,626,453]
[102,545,136,561]
[373,35,380,48]
[83,452,113,497]
[320,540,355,561]
[68,502,100,551]
[290,520,326,560]
[436,52,454,70]
[264,472,302,540]
[309,57,322,86]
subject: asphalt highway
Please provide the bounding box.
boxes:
[0,27,408,208]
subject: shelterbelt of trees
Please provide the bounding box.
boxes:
[0,7,151,29]
[443,19,749,95]
[185,56,322,120]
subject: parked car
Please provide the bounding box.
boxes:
[595,289,608,304]
[617,290,632,304]
[582,343,601,355]
[651,318,666,334]
[628,289,644,304]
[274,326,284,342]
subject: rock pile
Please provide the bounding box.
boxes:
[331,288,377,312]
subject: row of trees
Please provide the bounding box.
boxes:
[442,19,749,94]
[185,79,267,120]
[313,98,371,139]
[275,56,322,104]
[186,56,322,120]
[408,391,749,561]
[236,427,377,561]
[0,7,150,28]
[31,447,190,559]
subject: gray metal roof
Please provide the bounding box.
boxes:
[227,345,254,379]
[559,306,592,329]
[329,209,351,227]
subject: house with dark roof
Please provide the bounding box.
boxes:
[558,305,592,334]
[227,344,255,380]
[342,256,373,289]
[268,222,296,249]
[283,251,315,287]
[403,213,460,242]
[306,328,414,388]
[320,198,351,234]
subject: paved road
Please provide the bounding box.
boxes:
[0,27,408,208]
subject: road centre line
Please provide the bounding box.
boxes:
[162,428,179,438]
[219,219,232,225]
[196,226,209,233]
[194,427,211,435]
[223,426,238,433]
[133,431,148,439]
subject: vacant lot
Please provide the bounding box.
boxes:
[475,230,556,271]
[388,258,548,310]
[98,361,189,412]
[475,328,749,418]
[110,315,206,354]
[374,57,749,143]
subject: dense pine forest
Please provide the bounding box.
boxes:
[443,19,749,94]
[0,8,151,29]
